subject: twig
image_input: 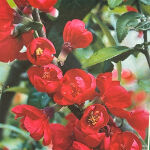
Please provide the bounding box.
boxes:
[142,31,150,69]
[32,8,46,38]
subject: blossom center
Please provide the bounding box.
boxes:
[42,70,58,81]
[36,48,43,56]
[88,111,100,126]
[70,83,80,97]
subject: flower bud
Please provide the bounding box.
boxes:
[58,19,93,65]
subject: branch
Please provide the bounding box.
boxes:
[32,8,46,38]
[142,31,150,69]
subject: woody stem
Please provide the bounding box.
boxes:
[32,8,46,38]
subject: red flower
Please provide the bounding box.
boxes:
[112,69,136,84]
[12,104,51,146]
[50,123,73,150]
[126,6,138,12]
[28,64,63,94]
[58,19,93,65]
[70,141,92,150]
[80,104,109,133]
[67,113,105,148]
[63,19,93,49]
[99,136,110,150]
[108,107,130,119]
[0,0,24,62]
[53,69,96,105]
[109,107,149,139]
[96,72,131,108]
[110,131,142,150]
[27,0,57,12]
[74,124,105,148]
[27,37,56,66]
[126,108,149,139]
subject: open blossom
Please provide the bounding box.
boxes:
[27,37,56,66]
[12,105,52,146]
[96,72,131,108]
[74,124,105,148]
[28,64,63,94]
[0,0,25,62]
[58,19,93,64]
[66,113,105,148]
[108,107,149,139]
[50,123,73,150]
[80,104,109,133]
[53,69,96,105]
[110,131,142,150]
[126,108,149,139]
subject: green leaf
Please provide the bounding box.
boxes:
[7,0,17,9]
[4,86,29,94]
[82,46,130,68]
[139,0,150,5]
[0,123,30,139]
[92,15,116,46]
[138,79,150,92]
[27,89,51,109]
[116,12,142,42]
[108,0,123,9]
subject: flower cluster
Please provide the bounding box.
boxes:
[1,0,148,149]
[12,72,149,149]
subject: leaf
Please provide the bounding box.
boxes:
[108,0,123,9]
[27,89,51,109]
[138,79,150,92]
[4,86,29,94]
[92,15,116,46]
[135,21,150,30]
[82,46,130,68]
[116,12,142,42]
[139,0,150,5]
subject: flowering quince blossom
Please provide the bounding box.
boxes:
[58,19,93,64]
[126,108,149,139]
[80,104,109,133]
[107,106,149,139]
[50,113,105,149]
[53,69,96,105]
[50,123,73,150]
[96,72,132,108]
[27,37,56,66]
[110,131,142,150]
[112,69,136,84]
[0,0,29,62]
[27,64,63,94]
[12,104,52,146]
[27,0,57,12]
[126,5,138,12]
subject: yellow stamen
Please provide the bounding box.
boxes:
[88,111,100,126]
[36,48,43,56]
